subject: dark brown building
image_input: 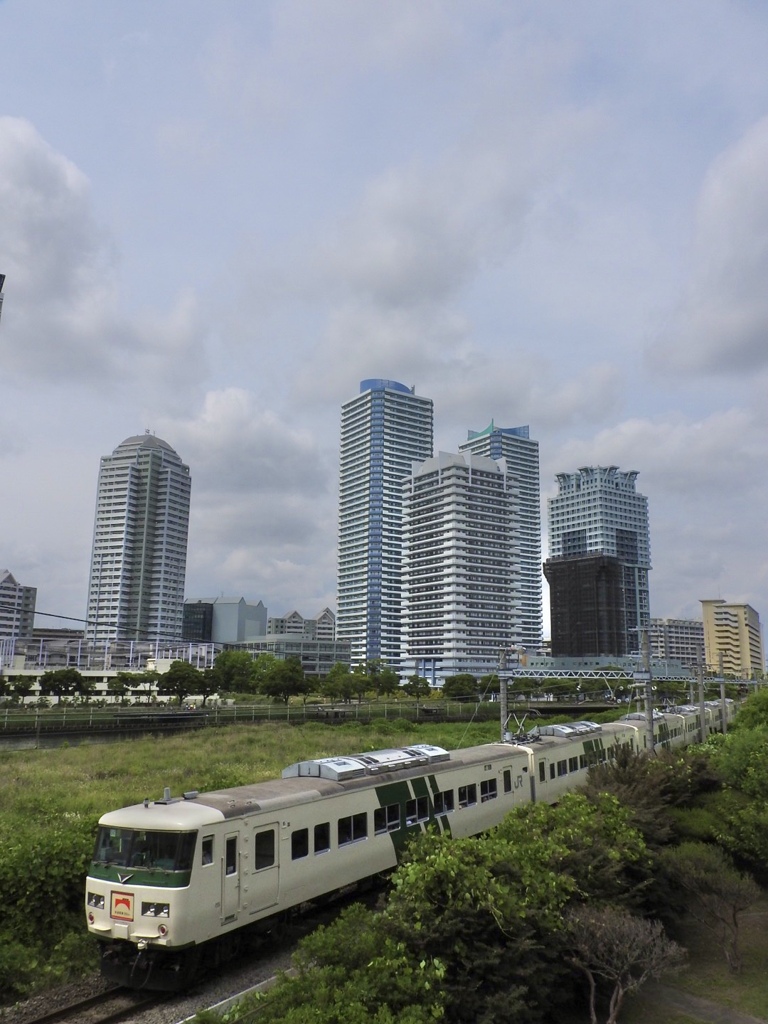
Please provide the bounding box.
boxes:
[543,554,626,657]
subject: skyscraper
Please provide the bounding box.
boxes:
[459,422,542,651]
[337,379,433,667]
[545,466,651,656]
[86,432,191,644]
[401,451,517,682]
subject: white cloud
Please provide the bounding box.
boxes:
[160,390,336,612]
[650,116,768,375]
[0,116,206,390]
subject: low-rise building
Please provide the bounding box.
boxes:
[0,570,37,639]
[700,599,764,678]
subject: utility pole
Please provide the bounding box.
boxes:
[698,658,707,742]
[718,652,727,736]
[634,630,654,753]
[498,646,509,743]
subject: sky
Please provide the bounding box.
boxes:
[2,0,768,639]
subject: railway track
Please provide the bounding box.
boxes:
[20,988,171,1024]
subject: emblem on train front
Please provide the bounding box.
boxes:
[111,891,134,921]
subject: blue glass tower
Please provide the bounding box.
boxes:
[337,380,433,667]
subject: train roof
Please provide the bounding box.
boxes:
[282,743,450,781]
[99,743,532,824]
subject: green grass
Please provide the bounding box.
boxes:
[0,719,501,822]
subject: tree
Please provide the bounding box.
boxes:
[158,661,202,705]
[441,674,478,702]
[110,670,155,704]
[402,674,431,704]
[38,669,84,704]
[199,668,221,707]
[9,678,34,704]
[382,825,576,1021]
[258,657,311,704]
[479,672,501,698]
[212,649,257,694]
[660,841,761,972]
[251,652,279,689]
[566,905,686,1024]
[132,670,159,703]
[495,793,652,910]
[249,904,447,1024]
[709,724,768,801]
[107,676,129,704]
[321,663,356,704]
[374,662,400,699]
[729,686,768,731]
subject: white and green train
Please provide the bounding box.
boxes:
[85,701,735,989]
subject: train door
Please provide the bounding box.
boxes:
[535,756,548,802]
[502,763,532,804]
[221,832,240,922]
[251,822,279,913]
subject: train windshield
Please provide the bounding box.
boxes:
[93,827,196,871]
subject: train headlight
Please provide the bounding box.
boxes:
[142,902,170,918]
[87,892,105,910]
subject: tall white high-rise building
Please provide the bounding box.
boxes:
[547,466,651,654]
[401,451,517,683]
[337,379,433,667]
[459,421,541,651]
[86,432,191,644]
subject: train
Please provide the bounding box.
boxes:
[85,698,736,990]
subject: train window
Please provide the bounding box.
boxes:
[374,804,400,834]
[292,828,309,860]
[568,757,579,773]
[92,827,196,872]
[434,789,454,814]
[225,836,237,876]
[579,754,588,770]
[314,822,330,854]
[201,836,214,866]
[405,796,428,825]
[338,813,367,846]
[503,770,511,793]
[480,779,497,802]
[549,763,556,780]
[254,830,275,870]
[458,784,477,808]
[557,760,568,777]
[538,761,546,783]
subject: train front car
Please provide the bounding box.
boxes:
[86,792,224,989]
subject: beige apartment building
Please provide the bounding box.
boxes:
[700,599,765,679]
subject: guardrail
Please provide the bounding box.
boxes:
[0,699,616,737]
